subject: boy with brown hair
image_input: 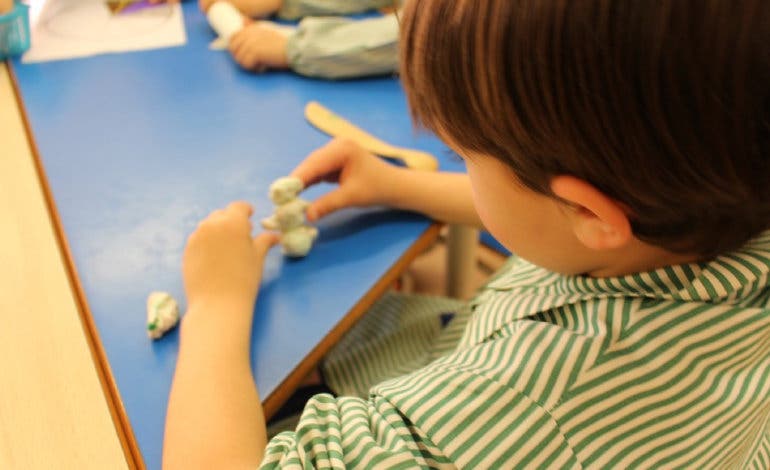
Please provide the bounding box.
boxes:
[164,0,770,468]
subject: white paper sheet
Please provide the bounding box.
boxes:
[22,0,187,63]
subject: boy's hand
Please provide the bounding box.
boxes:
[228,23,289,72]
[290,138,401,222]
[183,201,278,312]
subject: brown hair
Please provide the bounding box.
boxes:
[401,0,770,257]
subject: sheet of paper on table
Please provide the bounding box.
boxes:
[22,0,187,63]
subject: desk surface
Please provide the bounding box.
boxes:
[0,63,128,470]
[11,3,461,469]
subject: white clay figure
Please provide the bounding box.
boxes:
[206,1,245,50]
[146,291,180,339]
[261,176,318,257]
[261,198,309,231]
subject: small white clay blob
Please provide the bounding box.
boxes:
[146,291,180,339]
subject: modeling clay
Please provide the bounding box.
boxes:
[146,291,179,339]
[261,176,318,257]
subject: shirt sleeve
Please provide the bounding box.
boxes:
[278,0,398,20]
[285,15,399,79]
[259,393,455,469]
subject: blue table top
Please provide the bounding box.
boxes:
[12,3,463,468]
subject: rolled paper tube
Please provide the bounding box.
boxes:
[207,1,245,42]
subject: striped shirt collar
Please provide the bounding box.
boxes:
[481,230,770,305]
[460,231,770,349]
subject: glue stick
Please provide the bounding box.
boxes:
[206,1,245,43]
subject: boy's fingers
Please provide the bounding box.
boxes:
[226,201,254,217]
[229,32,246,54]
[290,141,349,188]
[234,51,247,68]
[253,232,279,254]
[208,208,226,220]
[236,44,256,67]
[228,41,241,58]
[307,189,349,222]
[246,50,261,70]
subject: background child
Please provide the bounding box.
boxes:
[199,0,401,78]
[164,0,770,468]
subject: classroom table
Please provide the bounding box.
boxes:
[1,62,128,470]
[6,3,465,469]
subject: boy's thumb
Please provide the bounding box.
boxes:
[307,190,348,222]
[253,232,279,253]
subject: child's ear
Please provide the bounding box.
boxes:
[550,175,632,251]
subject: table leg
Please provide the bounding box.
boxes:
[446,224,479,299]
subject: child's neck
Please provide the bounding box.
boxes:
[586,240,702,278]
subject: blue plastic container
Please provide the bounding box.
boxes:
[0,1,30,59]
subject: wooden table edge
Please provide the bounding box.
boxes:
[8,63,143,470]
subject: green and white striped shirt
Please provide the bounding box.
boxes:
[261,231,770,469]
